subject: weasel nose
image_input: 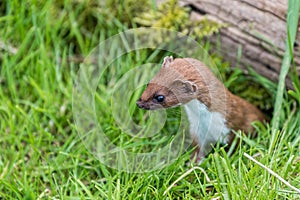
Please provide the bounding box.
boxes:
[136,99,142,108]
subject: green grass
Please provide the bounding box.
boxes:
[0,0,300,199]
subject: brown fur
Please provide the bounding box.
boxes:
[137,57,266,161]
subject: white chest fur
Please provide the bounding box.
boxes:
[183,99,231,156]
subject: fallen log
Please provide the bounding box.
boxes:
[178,0,300,87]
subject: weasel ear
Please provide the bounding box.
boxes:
[171,79,198,94]
[162,56,174,68]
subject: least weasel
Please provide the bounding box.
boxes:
[136,56,266,163]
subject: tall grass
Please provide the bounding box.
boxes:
[0,0,299,199]
[271,0,300,135]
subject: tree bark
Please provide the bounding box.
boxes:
[179,0,300,86]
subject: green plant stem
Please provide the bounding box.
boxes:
[271,0,300,136]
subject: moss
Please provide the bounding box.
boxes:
[231,75,274,112]
[134,0,225,39]
[134,0,190,30]
[191,18,226,39]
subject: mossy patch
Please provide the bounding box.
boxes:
[134,0,225,39]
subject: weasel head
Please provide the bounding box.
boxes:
[136,56,198,110]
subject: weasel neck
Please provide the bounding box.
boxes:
[183,99,231,155]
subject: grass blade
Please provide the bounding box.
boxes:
[271,0,300,142]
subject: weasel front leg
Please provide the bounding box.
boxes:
[190,133,232,165]
[189,139,205,165]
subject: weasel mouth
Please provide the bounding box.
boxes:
[136,101,166,110]
[136,100,151,110]
[136,101,165,110]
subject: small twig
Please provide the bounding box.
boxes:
[163,166,210,196]
[0,40,18,55]
[0,162,9,179]
[37,188,51,200]
[244,153,300,194]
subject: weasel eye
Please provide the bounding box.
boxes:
[153,95,165,103]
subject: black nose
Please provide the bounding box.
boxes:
[136,99,149,109]
[136,99,142,108]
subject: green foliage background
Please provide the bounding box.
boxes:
[0,0,299,199]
